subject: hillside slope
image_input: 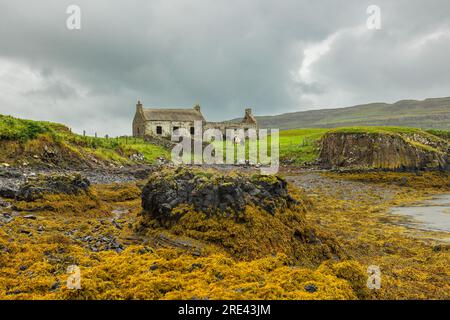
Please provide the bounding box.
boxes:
[0,114,169,168]
[255,97,450,130]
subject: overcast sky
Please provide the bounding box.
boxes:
[1,0,449,136]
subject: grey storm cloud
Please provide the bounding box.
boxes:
[0,0,449,135]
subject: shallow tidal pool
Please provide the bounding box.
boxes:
[390,194,450,233]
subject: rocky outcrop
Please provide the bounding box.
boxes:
[139,167,341,263]
[141,167,297,223]
[318,132,449,171]
[16,174,90,201]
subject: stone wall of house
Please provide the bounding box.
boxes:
[143,121,258,139]
[145,121,196,138]
[203,122,257,134]
[132,115,145,138]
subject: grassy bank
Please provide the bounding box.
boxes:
[0,114,169,166]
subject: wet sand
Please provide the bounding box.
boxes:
[390,194,450,233]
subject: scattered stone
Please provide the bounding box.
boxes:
[138,246,153,255]
[399,177,408,186]
[189,263,203,272]
[23,214,37,220]
[78,234,124,252]
[0,198,12,208]
[50,281,61,292]
[82,235,93,242]
[304,284,318,293]
[156,157,169,165]
[306,230,322,245]
[0,213,13,224]
[149,263,158,271]
[6,290,24,295]
[112,219,123,230]
[129,153,145,162]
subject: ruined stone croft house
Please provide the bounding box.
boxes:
[132,100,257,138]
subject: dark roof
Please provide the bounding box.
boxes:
[142,108,205,122]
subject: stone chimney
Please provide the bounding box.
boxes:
[243,107,257,124]
[194,104,201,113]
[136,100,143,113]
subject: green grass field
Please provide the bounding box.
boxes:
[208,128,327,165]
[279,128,328,164]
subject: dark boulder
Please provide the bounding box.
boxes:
[0,182,20,199]
[141,167,297,223]
[16,174,90,201]
[304,284,318,293]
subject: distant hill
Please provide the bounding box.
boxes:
[252,97,450,130]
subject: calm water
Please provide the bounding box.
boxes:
[390,194,450,233]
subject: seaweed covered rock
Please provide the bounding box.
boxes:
[16,173,90,201]
[139,167,340,263]
[0,168,22,198]
[141,167,297,222]
[0,181,20,199]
